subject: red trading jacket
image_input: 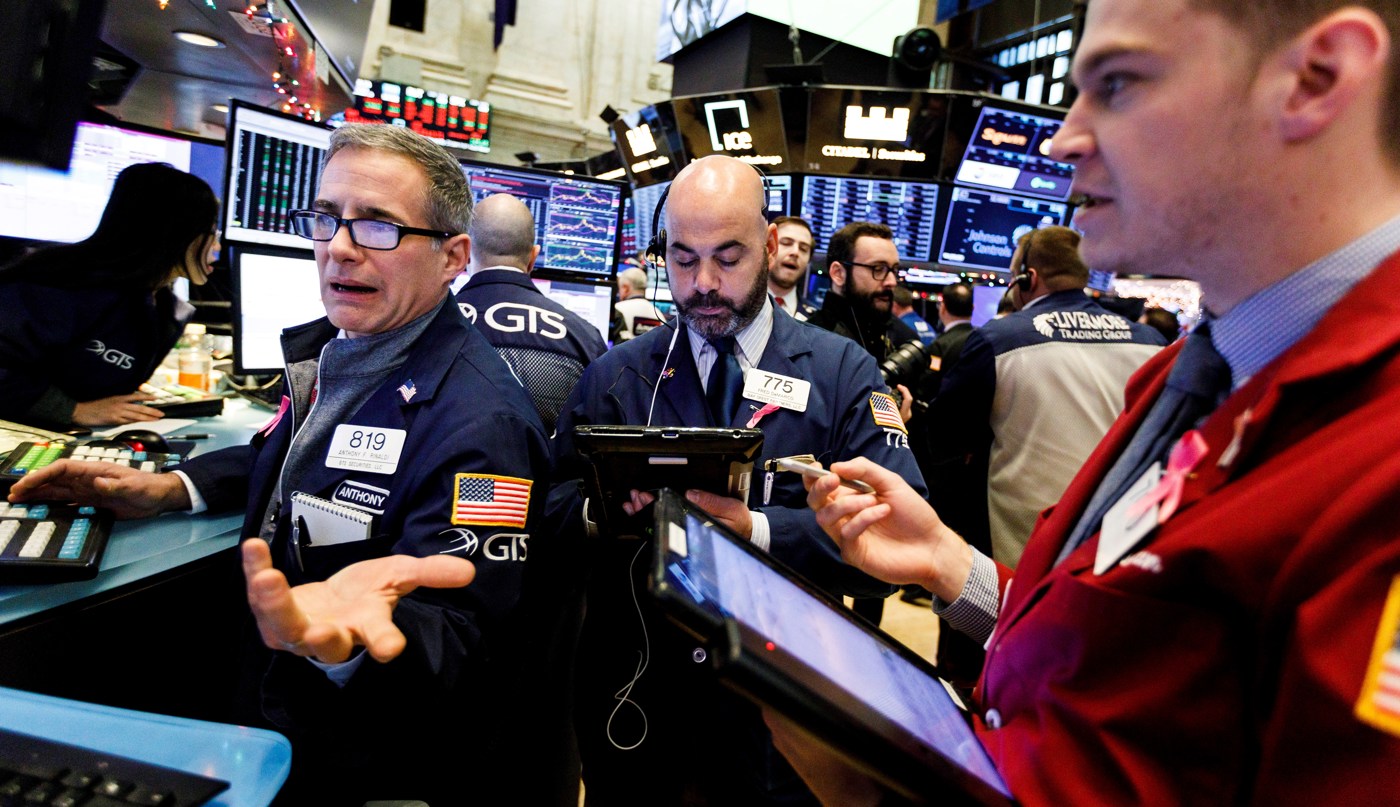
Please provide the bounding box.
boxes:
[973,249,1400,806]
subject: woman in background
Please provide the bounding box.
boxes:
[0,162,220,427]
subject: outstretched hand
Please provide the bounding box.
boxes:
[804,457,972,602]
[241,538,477,664]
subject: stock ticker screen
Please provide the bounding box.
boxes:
[461,161,624,276]
[800,175,940,262]
[346,79,491,154]
[224,103,331,250]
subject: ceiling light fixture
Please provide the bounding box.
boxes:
[173,31,225,48]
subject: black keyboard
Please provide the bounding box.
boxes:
[0,727,229,806]
[234,383,284,411]
[137,385,226,419]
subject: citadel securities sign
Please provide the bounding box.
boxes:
[804,88,949,178]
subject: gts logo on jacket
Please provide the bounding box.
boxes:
[458,302,567,340]
[87,340,134,369]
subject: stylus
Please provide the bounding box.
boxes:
[774,458,876,494]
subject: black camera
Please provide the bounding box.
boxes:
[880,339,930,390]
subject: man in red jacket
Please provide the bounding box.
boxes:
[786,0,1400,804]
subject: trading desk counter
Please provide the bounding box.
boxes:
[0,400,270,721]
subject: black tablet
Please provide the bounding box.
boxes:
[572,425,763,539]
[649,489,1014,806]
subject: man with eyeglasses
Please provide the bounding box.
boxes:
[10,123,553,805]
[806,222,920,366]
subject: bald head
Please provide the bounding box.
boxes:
[666,156,768,237]
[663,156,775,338]
[468,193,540,273]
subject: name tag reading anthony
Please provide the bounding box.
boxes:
[326,425,407,475]
[742,370,810,412]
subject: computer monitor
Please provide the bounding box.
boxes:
[799,174,940,262]
[953,104,1074,202]
[0,120,224,245]
[938,187,1068,273]
[230,246,325,375]
[764,174,792,219]
[223,101,332,250]
[629,180,671,259]
[458,160,625,279]
[971,284,1008,327]
[531,276,614,343]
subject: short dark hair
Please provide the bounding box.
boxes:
[771,216,813,236]
[941,283,973,318]
[1017,226,1088,291]
[827,222,894,269]
[1186,0,1398,167]
[891,285,915,306]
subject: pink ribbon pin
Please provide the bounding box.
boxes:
[746,402,780,428]
[1127,429,1209,525]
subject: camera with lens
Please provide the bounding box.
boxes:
[880,339,930,391]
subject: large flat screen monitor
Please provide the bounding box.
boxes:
[459,160,625,278]
[953,105,1073,201]
[800,174,940,261]
[0,121,224,244]
[231,246,325,375]
[224,102,332,250]
[938,187,1067,272]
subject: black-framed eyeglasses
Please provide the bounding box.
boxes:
[846,261,901,281]
[288,210,455,251]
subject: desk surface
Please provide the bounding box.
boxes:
[0,401,267,626]
[0,686,291,807]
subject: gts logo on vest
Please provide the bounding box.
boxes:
[459,302,567,340]
[87,340,134,369]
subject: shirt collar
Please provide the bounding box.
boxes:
[1212,213,1400,388]
[687,298,775,369]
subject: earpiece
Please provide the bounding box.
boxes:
[1011,228,1038,291]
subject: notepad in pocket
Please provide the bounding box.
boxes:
[291,491,374,547]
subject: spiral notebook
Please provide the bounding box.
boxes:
[290,492,374,547]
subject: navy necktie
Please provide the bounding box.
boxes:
[1058,323,1233,562]
[706,335,743,426]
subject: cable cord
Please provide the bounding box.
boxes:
[605,540,653,751]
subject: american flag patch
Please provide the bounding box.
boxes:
[451,473,532,528]
[1356,575,1400,737]
[869,392,907,434]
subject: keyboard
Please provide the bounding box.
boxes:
[0,501,113,582]
[0,726,229,806]
[234,382,284,411]
[137,384,225,419]
[1,442,183,489]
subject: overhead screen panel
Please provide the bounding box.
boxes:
[954,105,1074,201]
[801,175,940,262]
[938,187,1067,272]
[224,103,332,250]
[459,161,624,278]
[803,88,950,179]
[610,103,684,188]
[669,89,790,171]
[0,122,224,244]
